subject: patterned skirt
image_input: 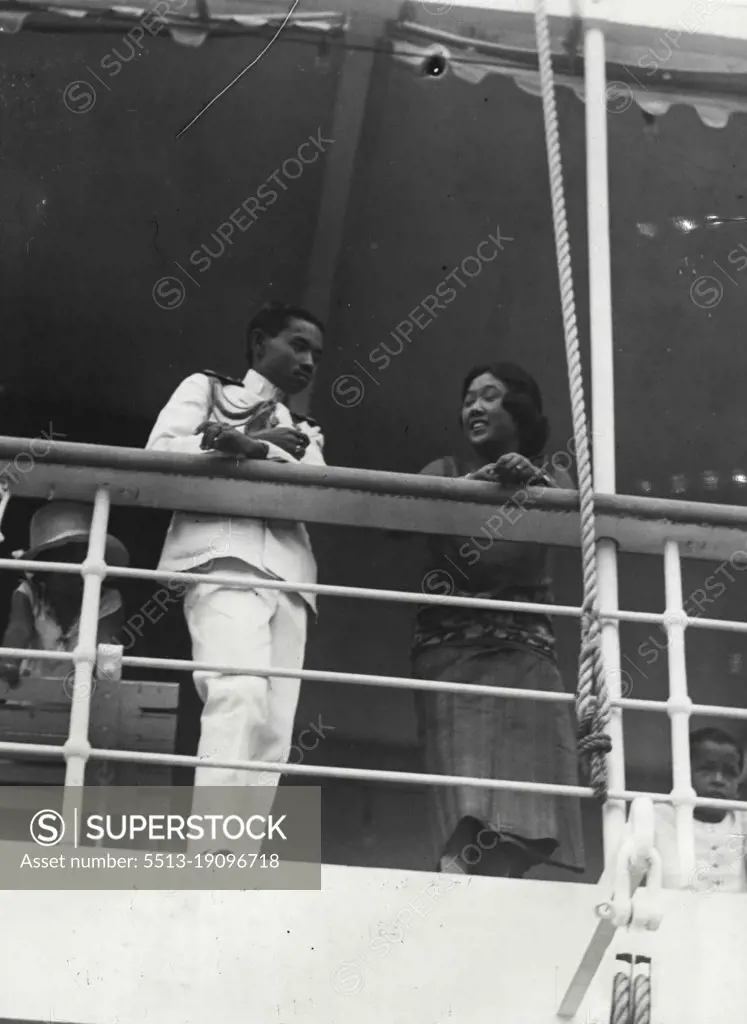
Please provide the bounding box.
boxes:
[412,643,585,873]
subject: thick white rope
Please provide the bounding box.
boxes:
[632,972,652,1024]
[533,0,611,797]
[608,954,652,1024]
[609,959,632,1024]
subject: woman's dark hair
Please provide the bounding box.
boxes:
[245,302,324,365]
[461,362,549,458]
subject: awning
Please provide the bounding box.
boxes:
[388,3,747,129]
[0,0,347,45]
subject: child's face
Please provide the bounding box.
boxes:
[35,544,86,605]
[691,740,742,801]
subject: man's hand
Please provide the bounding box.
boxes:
[251,427,309,459]
[0,658,21,689]
[200,424,267,459]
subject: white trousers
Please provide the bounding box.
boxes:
[183,561,307,791]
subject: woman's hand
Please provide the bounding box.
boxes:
[467,454,554,487]
[494,453,544,484]
[466,464,502,482]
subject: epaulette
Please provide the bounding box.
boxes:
[201,369,244,388]
[292,412,319,428]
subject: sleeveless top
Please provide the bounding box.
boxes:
[412,455,556,661]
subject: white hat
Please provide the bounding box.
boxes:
[20,501,129,566]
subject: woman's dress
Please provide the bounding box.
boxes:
[412,456,585,872]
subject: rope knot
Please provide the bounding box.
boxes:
[577,711,612,801]
[577,732,612,757]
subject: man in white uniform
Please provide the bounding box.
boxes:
[654,727,747,893]
[146,302,325,804]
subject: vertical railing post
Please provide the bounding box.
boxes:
[663,539,696,885]
[61,487,110,833]
[584,24,627,874]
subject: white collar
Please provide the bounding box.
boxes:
[243,368,283,403]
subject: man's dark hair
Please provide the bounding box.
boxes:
[690,726,744,772]
[461,361,549,459]
[245,302,324,365]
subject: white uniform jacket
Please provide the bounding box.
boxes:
[145,368,325,613]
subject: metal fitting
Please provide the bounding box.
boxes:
[666,695,693,716]
[421,44,450,78]
[662,610,689,632]
[72,646,97,669]
[668,788,697,809]
[81,557,108,580]
[599,798,664,933]
[62,738,92,761]
[96,644,123,683]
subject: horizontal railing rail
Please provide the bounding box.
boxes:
[6,551,747,633]
[3,436,747,559]
[0,736,745,813]
[0,454,745,860]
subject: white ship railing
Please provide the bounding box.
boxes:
[1,446,746,847]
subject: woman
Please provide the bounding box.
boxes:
[0,501,128,689]
[413,362,584,878]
